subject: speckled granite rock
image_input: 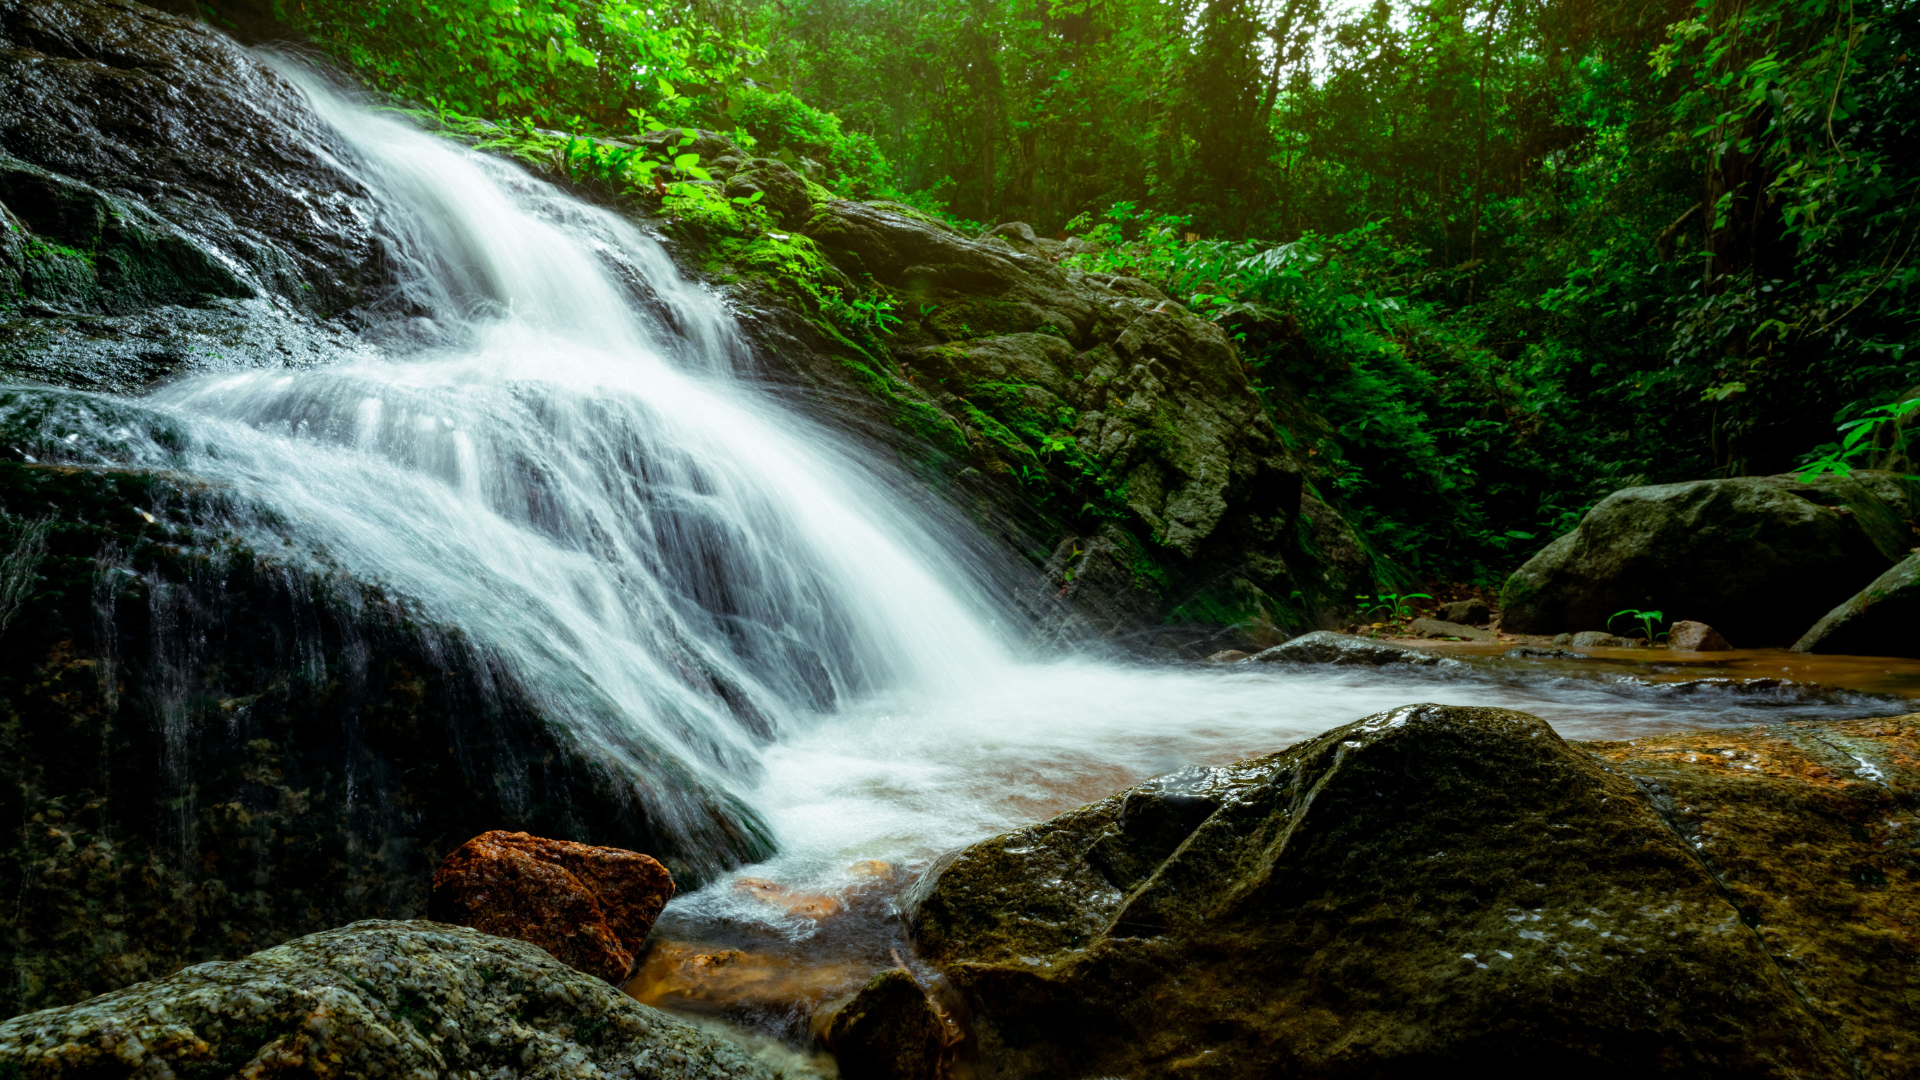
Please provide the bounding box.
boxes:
[0,920,779,1079]
[430,832,676,985]
[1248,629,1454,666]
[884,704,1858,1079]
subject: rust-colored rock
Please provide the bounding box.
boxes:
[1670,619,1734,651]
[429,830,675,984]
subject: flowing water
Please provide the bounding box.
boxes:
[6,65,1916,1048]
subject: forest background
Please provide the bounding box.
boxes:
[176,0,1919,586]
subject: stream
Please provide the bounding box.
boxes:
[7,59,1915,1058]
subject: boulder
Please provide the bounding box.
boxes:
[723,157,814,230]
[1250,630,1453,665]
[1204,649,1250,663]
[1500,473,1920,644]
[0,920,780,1079]
[1407,616,1494,640]
[429,831,675,984]
[1792,551,1920,657]
[1583,715,1919,1080]
[1439,598,1491,624]
[1570,630,1636,648]
[885,704,1858,1079]
[1670,619,1734,651]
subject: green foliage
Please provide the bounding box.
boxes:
[1357,591,1433,620]
[1798,399,1920,481]
[1609,607,1667,642]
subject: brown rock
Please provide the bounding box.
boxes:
[1438,598,1491,624]
[1204,649,1250,663]
[1669,619,1734,651]
[1584,716,1920,1080]
[428,830,675,983]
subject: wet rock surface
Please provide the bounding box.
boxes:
[1501,472,1920,644]
[1793,550,1920,657]
[0,0,393,391]
[1585,716,1919,1080]
[0,462,771,1019]
[1249,629,1452,666]
[0,920,781,1079]
[430,831,676,985]
[884,703,1884,1079]
[1407,615,1493,640]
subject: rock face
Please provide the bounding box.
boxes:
[1500,473,1920,644]
[1793,552,1920,657]
[0,920,781,1079]
[1670,619,1734,651]
[430,831,676,984]
[1249,629,1450,666]
[0,0,392,391]
[884,704,1873,1079]
[0,462,771,1019]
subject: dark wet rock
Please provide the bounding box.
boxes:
[1439,597,1491,624]
[429,831,676,984]
[1249,630,1449,666]
[816,968,955,1080]
[1407,615,1493,640]
[0,920,780,1079]
[1500,473,1920,645]
[1553,631,1576,645]
[1585,715,1919,1080]
[1793,551,1920,657]
[1505,645,1583,659]
[891,704,1856,1079]
[0,461,771,1018]
[1570,630,1636,648]
[0,0,398,392]
[1670,619,1734,652]
[1204,649,1250,663]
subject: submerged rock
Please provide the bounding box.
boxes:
[1792,551,1920,657]
[0,920,780,1079]
[1249,629,1449,665]
[1500,473,1920,644]
[429,831,676,984]
[882,704,1864,1079]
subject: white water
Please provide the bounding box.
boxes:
[7,71,1904,932]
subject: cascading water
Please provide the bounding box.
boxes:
[5,58,1914,1041]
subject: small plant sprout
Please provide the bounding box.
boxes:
[1357,591,1433,621]
[1608,608,1667,643]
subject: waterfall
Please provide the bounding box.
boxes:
[5,63,1018,858]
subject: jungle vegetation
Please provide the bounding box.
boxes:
[177,0,1919,584]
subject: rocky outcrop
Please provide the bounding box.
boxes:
[1500,472,1920,644]
[0,0,394,392]
[0,920,783,1079]
[1793,551,1920,656]
[0,462,771,1019]
[869,703,1914,1079]
[1407,615,1493,640]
